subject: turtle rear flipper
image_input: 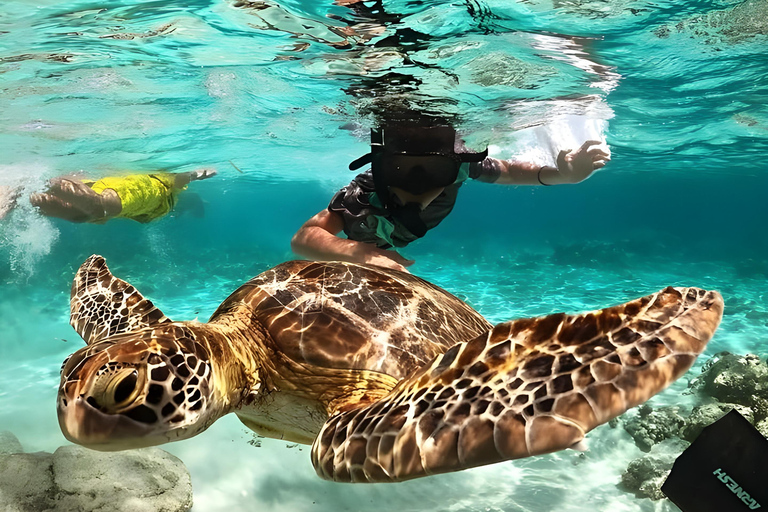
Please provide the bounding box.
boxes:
[311,286,724,483]
[70,255,172,345]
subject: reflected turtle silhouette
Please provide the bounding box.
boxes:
[57,255,723,482]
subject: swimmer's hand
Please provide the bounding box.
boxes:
[362,247,414,274]
[175,168,217,188]
[190,168,217,181]
[554,140,610,184]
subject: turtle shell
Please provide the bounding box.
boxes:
[209,261,492,380]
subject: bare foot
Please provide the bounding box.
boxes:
[0,185,21,220]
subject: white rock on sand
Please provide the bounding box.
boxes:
[0,431,193,512]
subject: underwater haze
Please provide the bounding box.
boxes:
[1,0,767,511]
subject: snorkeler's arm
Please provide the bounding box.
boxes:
[291,210,414,273]
[477,140,610,185]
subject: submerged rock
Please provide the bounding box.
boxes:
[0,451,57,512]
[756,417,768,438]
[0,433,192,512]
[0,430,24,455]
[622,353,768,448]
[52,446,193,512]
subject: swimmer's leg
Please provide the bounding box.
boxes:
[0,185,21,220]
[30,178,121,223]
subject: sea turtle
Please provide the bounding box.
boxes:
[57,255,723,482]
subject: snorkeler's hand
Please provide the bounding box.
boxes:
[363,248,415,274]
[554,140,610,184]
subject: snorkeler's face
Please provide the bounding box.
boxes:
[382,154,459,195]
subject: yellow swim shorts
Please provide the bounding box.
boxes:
[89,174,180,223]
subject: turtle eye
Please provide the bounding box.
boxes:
[113,370,138,405]
[92,368,142,411]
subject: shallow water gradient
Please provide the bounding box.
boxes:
[1,0,767,511]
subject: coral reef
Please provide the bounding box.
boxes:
[618,438,690,501]
[0,431,193,512]
[692,352,768,405]
[622,404,686,452]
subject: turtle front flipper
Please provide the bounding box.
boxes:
[70,255,171,345]
[311,286,724,483]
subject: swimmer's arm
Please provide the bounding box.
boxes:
[173,168,217,189]
[291,210,414,273]
[475,140,610,185]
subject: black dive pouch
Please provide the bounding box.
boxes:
[661,409,768,511]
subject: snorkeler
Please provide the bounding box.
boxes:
[0,169,216,223]
[291,124,609,272]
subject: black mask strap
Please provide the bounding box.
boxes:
[348,153,372,171]
[457,147,488,162]
[360,128,393,209]
[349,129,384,171]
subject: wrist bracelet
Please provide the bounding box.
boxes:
[537,166,551,186]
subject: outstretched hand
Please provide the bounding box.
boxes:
[555,140,610,184]
[190,168,217,181]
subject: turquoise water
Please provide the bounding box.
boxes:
[1,0,767,510]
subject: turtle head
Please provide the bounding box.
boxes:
[57,329,222,451]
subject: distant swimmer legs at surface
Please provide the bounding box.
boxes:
[0,168,216,223]
[0,185,21,221]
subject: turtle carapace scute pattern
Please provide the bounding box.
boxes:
[57,255,724,483]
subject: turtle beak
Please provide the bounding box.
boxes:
[56,393,161,451]
[57,348,164,450]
